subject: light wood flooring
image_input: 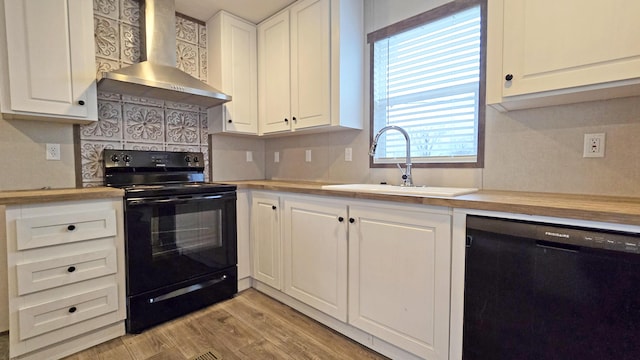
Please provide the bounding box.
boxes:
[63,289,389,360]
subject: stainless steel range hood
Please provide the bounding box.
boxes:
[97,0,231,108]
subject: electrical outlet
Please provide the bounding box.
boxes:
[583,133,605,158]
[246,151,253,162]
[345,147,352,162]
[274,152,280,163]
[46,143,61,160]
[305,149,312,162]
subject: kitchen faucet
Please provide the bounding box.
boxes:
[369,125,413,187]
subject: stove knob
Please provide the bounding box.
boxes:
[110,154,119,163]
[122,155,131,163]
[193,156,199,163]
[185,155,192,163]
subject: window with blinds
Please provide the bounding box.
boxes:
[369,2,484,167]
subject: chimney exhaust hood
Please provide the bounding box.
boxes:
[97,0,231,108]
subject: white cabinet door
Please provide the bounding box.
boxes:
[348,204,451,360]
[283,196,347,321]
[258,0,363,135]
[258,10,292,134]
[1,0,97,122]
[487,0,640,110]
[208,11,258,134]
[251,193,282,289]
[290,0,331,130]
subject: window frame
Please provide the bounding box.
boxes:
[367,0,487,169]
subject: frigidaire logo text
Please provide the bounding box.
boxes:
[545,231,570,238]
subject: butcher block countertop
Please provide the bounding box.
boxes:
[2,181,639,226]
[225,180,640,226]
[0,187,125,206]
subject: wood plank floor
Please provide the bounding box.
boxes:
[63,289,389,360]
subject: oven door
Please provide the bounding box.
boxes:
[124,191,237,296]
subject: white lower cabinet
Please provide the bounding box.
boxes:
[283,196,347,321]
[348,204,451,360]
[3,198,126,360]
[249,191,452,359]
[251,192,282,289]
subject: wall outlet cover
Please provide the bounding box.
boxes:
[46,143,61,160]
[583,133,605,158]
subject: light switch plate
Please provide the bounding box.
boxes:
[305,149,312,162]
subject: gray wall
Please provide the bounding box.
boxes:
[1,0,639,197]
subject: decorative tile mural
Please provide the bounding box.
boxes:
[82,0,209,187]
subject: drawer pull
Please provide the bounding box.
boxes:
[67,224,76,231]
[68,306,77,313]
[67,266,76,273]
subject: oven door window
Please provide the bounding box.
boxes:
[125,194,237,295]
[151,207,222,263]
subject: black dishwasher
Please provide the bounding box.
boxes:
[464,215,640,360]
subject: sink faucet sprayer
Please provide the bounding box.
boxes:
[369,125,413,187]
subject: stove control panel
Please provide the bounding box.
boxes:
[103,149,204,169]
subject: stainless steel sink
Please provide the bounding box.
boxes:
[321,184,478,197]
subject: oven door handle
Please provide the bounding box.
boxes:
[148,275,228,304]
[127,194,225,206]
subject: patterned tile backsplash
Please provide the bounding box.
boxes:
[82,0,210,187]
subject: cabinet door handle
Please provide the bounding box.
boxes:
[68,306,77,313]
[292,116,297,123]
[505,74,514,81]
[67,266,76,273]
[338,216,344,222]
[67,224,76,231]
[78,100,85,105]
[284,118,289,123]
[228,119,233,123]
[349,218,355,223]
[272,205,277,210]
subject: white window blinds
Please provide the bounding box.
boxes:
[372,5,481,164]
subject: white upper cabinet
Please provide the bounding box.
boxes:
[0,0,98,123]
[289,0,331,131]
[258,11,292,134]
[487,0,640,111]
[207,11,259,134]
[258,0,363,135]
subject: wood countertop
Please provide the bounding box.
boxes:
[2,181,639,226]
[225,180,640,226]
[0,187,125,206]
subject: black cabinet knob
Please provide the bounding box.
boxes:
[228,119,232,123]
[78,100,85,105]
[272,205,277,210]
[67,224,76,231]
[68,306,77,313]
[338,216,344,222]
[505,74,514,81]
[284,118,289,123]
[349,218,355,223]
[67,266,76,273]
[292,116,297,123]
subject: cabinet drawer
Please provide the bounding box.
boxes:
[18,285,119,341]
[16,249,117,295]
[16,209,116,250]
